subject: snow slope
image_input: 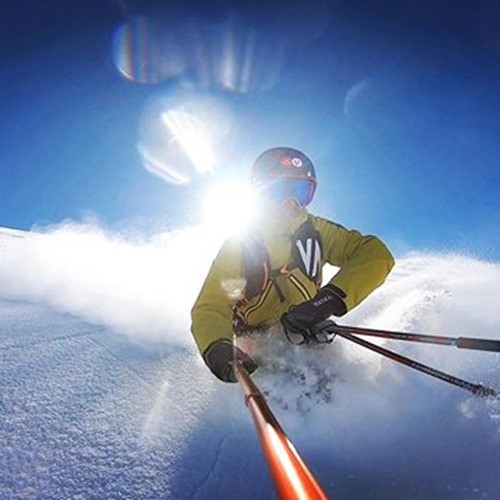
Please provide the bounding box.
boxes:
[1,224,499,499]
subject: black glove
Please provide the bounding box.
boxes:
[281,284,347,336]
[203,339,258,383]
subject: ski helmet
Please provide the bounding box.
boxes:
[251,147,317,207]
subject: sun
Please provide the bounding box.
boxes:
[202,182,256,236]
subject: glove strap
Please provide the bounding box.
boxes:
[282,315,335,345]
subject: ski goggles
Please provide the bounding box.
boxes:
[254,177,316,207]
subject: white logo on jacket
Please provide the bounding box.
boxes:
[296,238,321,278]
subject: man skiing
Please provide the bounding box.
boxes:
[191,147,395,382]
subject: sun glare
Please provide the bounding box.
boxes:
[202,182,256,236]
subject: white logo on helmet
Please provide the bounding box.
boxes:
[292,157,303,168]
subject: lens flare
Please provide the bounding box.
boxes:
[138,92,232,184]
[112,16,194,84]
[210,16,285,93]
[161,109,215,176]
[112,11,291,93]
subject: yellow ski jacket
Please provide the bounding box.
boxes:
[191,209,394,356]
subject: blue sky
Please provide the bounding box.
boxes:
[1,0,499,258]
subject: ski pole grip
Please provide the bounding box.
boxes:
[456,337,500,352]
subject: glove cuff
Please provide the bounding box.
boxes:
[314,284,347,318]
[203,339,236,383]
[203,339,258,383]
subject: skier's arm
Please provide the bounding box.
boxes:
[315,216,395,313]
[191,238,257,381]
[191,258,237,355]
[282,217,394,335]
[191,237,240,354]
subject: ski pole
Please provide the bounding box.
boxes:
[315,321,500,353]
[330,330,498,399]
[234,362,329,500]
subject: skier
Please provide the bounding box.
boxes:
[191,147,395,382]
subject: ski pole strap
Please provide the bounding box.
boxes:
[335,331,498,399]
[283,325,334,345]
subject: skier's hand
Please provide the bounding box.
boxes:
[281,284,347,336]
[203,339,258,383]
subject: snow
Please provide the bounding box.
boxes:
[1,224,499,499]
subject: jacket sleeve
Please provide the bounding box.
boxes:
[314,216,395,313]
[191,237,243,356]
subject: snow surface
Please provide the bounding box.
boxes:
[1,224,499,499]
